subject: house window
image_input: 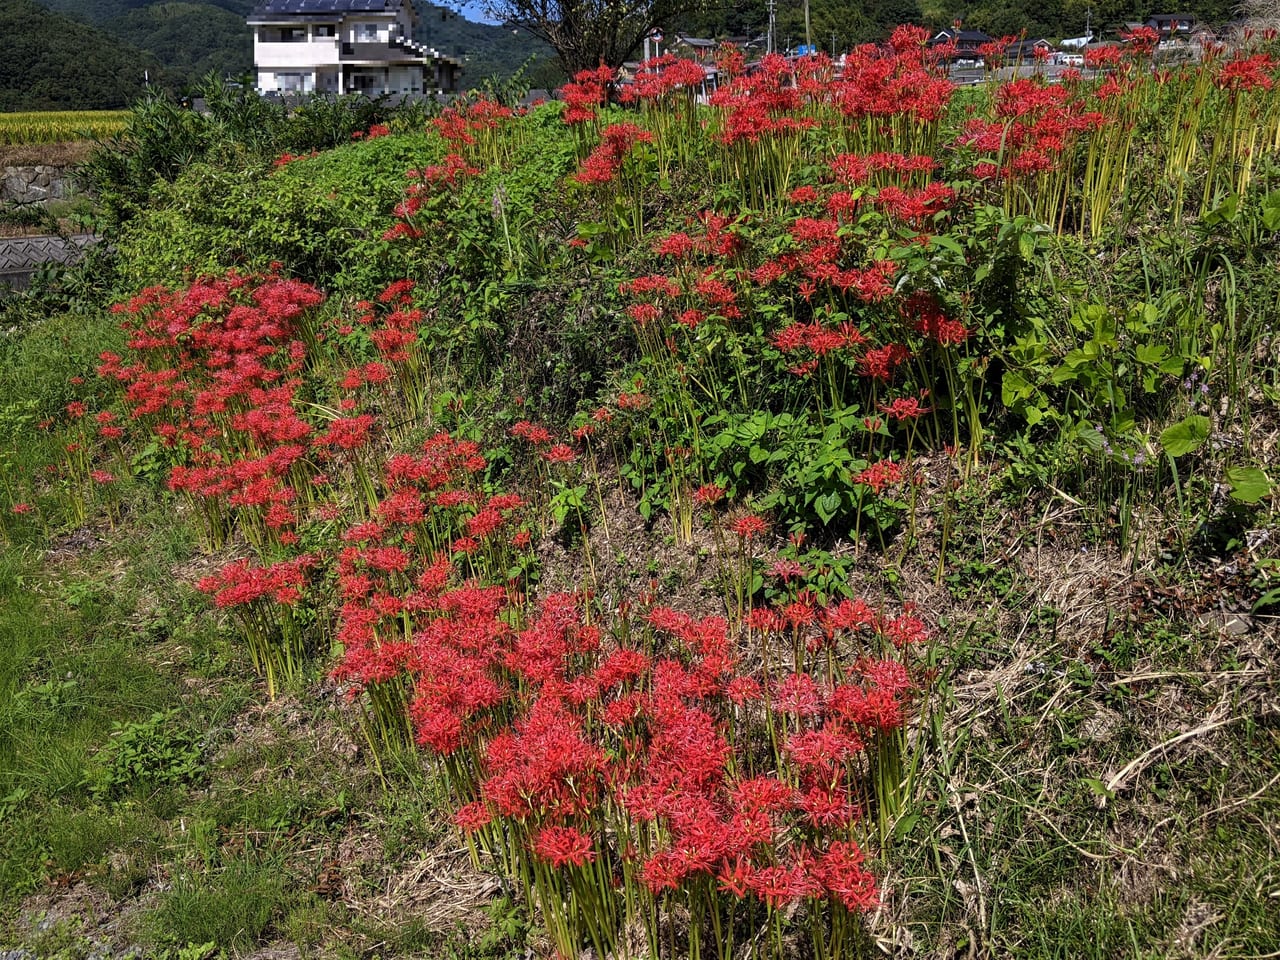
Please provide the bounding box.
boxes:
[277,73,305,92]
[354,23,380,42]
[281,27,306,41]
[315,24,336,38]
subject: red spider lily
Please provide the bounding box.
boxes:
[653,231,698,259]
[882,610,930,647]
[543,444,578,464]
[481,693,606,820]
[773,672,823,716]
[532,825,596,867]
[1120,25,1159,54]
[748,858,822,908]
[620,54,708,104]
[1216,53,1276,92]
[561,65,614,125]
[801,784,859,829]
[729,513,768,540]
[620,274,682,298]
[693,270,742,319]
[1084,45,1123,70]
[198,554,318,608]
[768,559,806,581]
[857,343,912,381]
[453,800,493,833]
[817,840,879,910]
[879,394,933,421]
[905,291,971,345]
[510,420,553,444]
[572,123,654,185]
[694,483,725,506]
[314,415,376,451]
[853,459,906,493]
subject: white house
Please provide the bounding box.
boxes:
[248,0,461,97]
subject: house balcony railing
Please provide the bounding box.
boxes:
[339,40,423,62]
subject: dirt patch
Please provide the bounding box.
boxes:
[12,881,137,956]
[0,143,94,169]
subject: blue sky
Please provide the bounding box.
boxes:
[454,1,500,24]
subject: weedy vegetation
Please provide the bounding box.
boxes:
[0,29,1277,959]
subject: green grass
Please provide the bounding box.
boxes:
[888,573,1280,958]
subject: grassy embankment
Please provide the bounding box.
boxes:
[2,40,1278,958]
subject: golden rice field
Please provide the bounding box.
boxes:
[0,110,129,145]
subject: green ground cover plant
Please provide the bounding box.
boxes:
[1,27,1277,959]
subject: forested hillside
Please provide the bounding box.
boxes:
[0,0,159,111]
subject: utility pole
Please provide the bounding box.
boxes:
[830,32,837,56]
[766,0,777,54]
[804,0,811,51]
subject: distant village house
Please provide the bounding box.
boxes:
[248,0,461,97]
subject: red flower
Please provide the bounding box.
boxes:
[853,459,905,493]
[531,825,596,868]
[730,513,768,540]
[544,444,577,464]
[694,483,725,506]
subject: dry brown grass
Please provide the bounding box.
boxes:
[0,141,94,168]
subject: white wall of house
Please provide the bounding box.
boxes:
[254,37,340,68]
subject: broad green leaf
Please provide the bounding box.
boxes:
[815,491,841,524]
[1077,423,1108,452]
[1226,467,1272,504]
[1259,190,1280,232]
[892,812,922,839]
[1159,415,1210,457]
[1051,360,1082,385]
[1204,192,1239,225]
[929,234,965,255]
[1001,370,1035,406]
[1135,343,1167,366]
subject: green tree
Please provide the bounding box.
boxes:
[484,0,709,74]
[0,0,158,110]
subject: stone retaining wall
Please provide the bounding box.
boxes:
[1,166,76,204]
